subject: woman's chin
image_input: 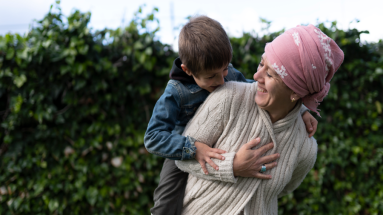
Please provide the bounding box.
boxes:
[255,98,268,110]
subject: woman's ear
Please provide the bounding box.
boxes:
[181,64,193,76]
[290,92,300,102]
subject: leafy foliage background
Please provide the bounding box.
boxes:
[0,3,382,215]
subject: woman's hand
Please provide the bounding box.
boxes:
[233,138,279,179]
[195,141,226,175]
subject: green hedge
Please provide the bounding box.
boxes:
[0,3,382,214]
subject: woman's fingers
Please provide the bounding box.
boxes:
[199,161,209,175]
[258,153,280,164]
[205,158,219,171]
[257,162,277,171]
[253,172,272,179]
[258,142,274,155]
[252,162,277,179]
[244,138,261,149]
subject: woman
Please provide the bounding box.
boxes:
[175,24,344,214]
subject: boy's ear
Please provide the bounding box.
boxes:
[181,64,193,76]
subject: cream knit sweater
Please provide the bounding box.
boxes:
[175,81,317,215]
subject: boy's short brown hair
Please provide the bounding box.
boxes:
[178,15,232,76]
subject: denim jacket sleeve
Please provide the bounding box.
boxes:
[144,83,197,160]
[228,63,255,83]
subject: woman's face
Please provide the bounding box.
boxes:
[253,54,293,113]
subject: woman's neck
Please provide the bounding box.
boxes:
[267,102,298,123]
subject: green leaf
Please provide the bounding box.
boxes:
[86,187,98,206]
[13,74,27,88]
[48,199,59,212]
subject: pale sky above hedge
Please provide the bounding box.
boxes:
[0,0,382,51]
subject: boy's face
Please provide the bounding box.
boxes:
[181,64,229,93]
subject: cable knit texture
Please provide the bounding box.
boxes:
[175,81,317,215]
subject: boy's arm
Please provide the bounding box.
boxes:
[144,83,196,160]
[300,105,318,138]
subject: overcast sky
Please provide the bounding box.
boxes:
[1,0,382,50]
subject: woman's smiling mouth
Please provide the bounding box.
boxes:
[257,87,267,93]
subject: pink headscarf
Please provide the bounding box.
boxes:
[265,24,344,116]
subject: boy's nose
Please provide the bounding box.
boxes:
[217,74,225,85]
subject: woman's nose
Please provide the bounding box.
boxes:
[253,70,263,82]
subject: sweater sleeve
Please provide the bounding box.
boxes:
[299,104,309,115]
[175,83,238,183]
[278,136,318,198]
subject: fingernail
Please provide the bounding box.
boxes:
[277,154,280,157]
[256,137,260,141]
[216,167,219,170]
[222,157,225,160]
[205,172,208,175]
[310,128,313,131]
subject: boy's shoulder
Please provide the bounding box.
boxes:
[226,64,254,83]
[165,80,209,108]
[167,79,204,94]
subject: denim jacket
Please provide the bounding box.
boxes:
[144,59,253,160]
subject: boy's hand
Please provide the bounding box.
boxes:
[195,141,226,175]
[302,111,318,138]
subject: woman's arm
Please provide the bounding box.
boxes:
[278,137,318,198]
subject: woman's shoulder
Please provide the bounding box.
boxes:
[213,81,257,100]
[298,131,318,164]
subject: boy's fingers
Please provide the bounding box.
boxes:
[199,161,209,175]
[208,152,225,161]
[206,158,219,171]
[245,138,261,149]
[304,120,313,133]
[309,121,317,138]
[212,148,226,154]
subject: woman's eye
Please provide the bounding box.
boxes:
[266,72,272,77]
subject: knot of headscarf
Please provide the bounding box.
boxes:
[265,24,344,116]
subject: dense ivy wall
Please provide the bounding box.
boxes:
[0,4,382,215]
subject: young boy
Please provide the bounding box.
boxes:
[144,16,317,215]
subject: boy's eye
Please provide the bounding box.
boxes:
[208,74,216,79]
